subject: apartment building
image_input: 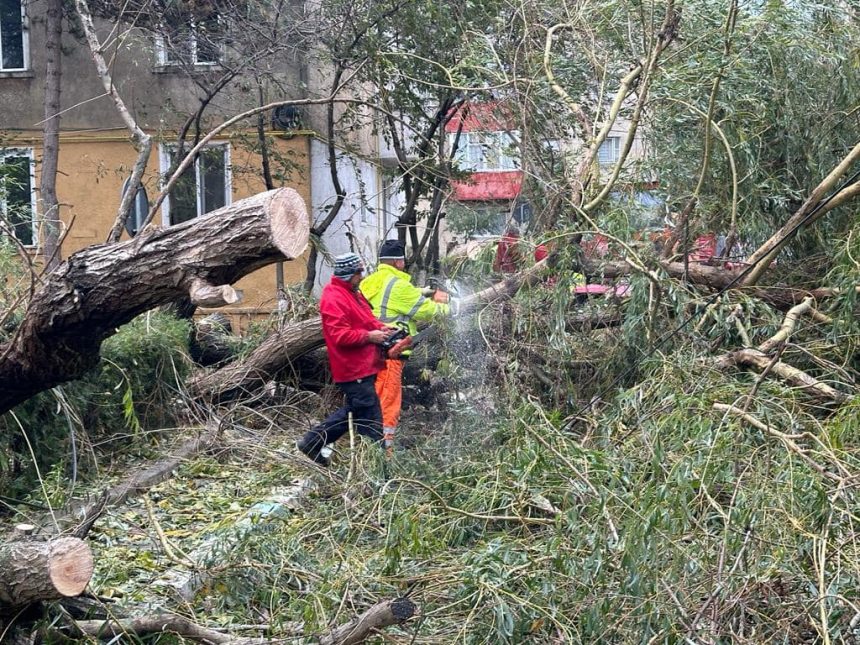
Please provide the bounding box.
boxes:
[0,0,311,326]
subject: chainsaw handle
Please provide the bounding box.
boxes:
[386,335,413,359]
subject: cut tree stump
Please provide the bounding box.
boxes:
[0,537,93,607]
[0,188,309,414]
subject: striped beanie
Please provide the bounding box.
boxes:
[333,252,364,279]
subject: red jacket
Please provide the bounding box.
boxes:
[493,231,521,273]
[320,276,387,383]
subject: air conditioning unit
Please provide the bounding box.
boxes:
[272,105,303,131]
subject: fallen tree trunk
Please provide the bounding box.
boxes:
[70,597,414,644]
[0,188,308,414]
[588,258,859,312]
[190,317,324,402]
[0,537,93,608]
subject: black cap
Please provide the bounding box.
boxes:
[379,239,405,260]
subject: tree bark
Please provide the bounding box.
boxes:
[72,614,263,644]
[190,317,324,402]
[318,597,416,645]
[0,538,93,608]
[0,188,308,414]
[715,348,848,403]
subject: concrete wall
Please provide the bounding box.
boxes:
[308,138,404,295]
[1,1,305,131]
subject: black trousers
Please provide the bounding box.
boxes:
[301,375,383,451]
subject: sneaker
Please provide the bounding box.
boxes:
[296,436,330,467]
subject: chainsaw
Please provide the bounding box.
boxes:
[380,326,412,359]
[422,278,460,304]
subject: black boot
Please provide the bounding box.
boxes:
[297,432,330,466]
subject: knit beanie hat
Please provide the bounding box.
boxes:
[379,239,405,260]
[333,252,364,279]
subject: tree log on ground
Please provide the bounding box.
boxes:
[69,597,414,644]
[318,597,417,645]
[0,537,93,608]
[71,614,271,644]
[0,188,309,414]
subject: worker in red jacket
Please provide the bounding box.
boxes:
[493,226,522,273]
[297,252,394,466]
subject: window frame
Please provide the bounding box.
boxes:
[0,147,37,247]
[155,19,224,68]
[159,143,232,226]
[598,136,622,165]
[451,131,521,172]
[0,0,29,73]
[120,177,150,237]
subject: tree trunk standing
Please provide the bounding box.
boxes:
[0,538,93,608]
[0,189,309,414]
[40,0,63,271]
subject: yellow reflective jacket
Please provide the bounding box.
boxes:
[359,263,449,341]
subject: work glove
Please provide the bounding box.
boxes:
[432,289,449,304]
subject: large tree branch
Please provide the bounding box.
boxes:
[318,597,416,645]
[0,189,308,414]
[742,139,860,286]
[713,295,849,403]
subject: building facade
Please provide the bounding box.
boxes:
[0,0,312,327]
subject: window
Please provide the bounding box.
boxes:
[0,0,26,71]
[452,131,520,172]
[120,178,150,236]
[598,136,621,165]
[156,18,223,66]
[160,144,231,226]
[0,149,36,246]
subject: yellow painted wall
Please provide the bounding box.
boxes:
[10,131,311,330]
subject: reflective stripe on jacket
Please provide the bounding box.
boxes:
[359,263,449,339]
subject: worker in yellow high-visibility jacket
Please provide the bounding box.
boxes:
[359,239,450,453]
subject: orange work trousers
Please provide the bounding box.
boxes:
[374,358,404,448]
